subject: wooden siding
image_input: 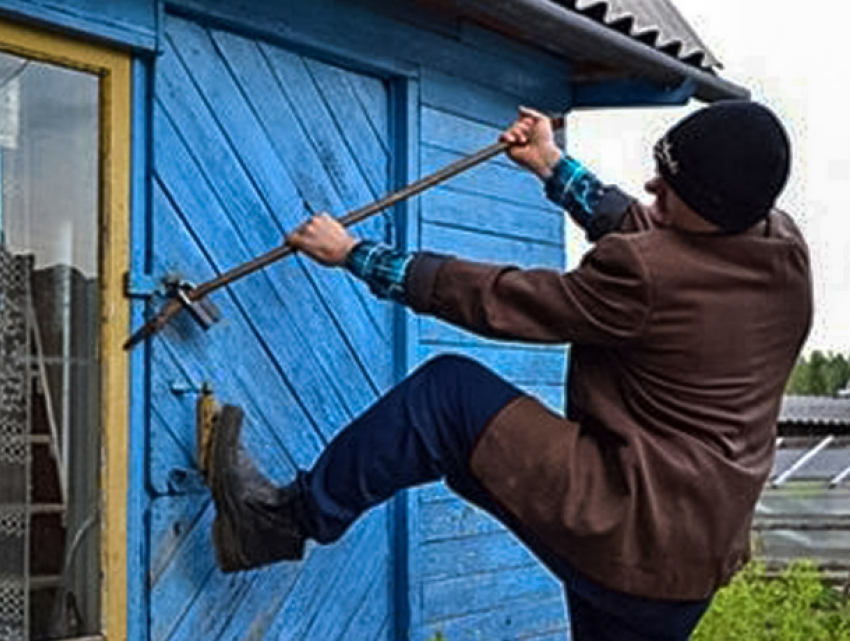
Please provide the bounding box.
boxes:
[142,5,570,639]
[0,0,156,49]
[146,13,396,640]
[409,78,568,641]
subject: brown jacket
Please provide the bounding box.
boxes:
[406,203,812,600]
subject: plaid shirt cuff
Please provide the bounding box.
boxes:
[344,240,414,303]
[544,156,633,241]
[544,155,606,228]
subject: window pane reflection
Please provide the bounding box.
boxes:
[0,50,101,640]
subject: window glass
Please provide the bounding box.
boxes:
[0,49,101,640]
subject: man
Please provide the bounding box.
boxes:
[207,101,812,640]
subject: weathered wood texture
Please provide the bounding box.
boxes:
[408,81,568,641]
[0,0,156,49]
[147,14,395,640]
[141,2,570,639]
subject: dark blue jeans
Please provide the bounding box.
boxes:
[297,354,711,640]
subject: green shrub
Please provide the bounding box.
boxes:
[692,561,850,640]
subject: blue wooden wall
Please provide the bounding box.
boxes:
[146,12,398,640]
[1,0,578,638]
[409,84,569,641]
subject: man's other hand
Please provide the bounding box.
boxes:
[501,107,562,180]
[287,213,358,267]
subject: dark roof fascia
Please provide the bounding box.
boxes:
[455,0,749,103]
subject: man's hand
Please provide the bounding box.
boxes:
[501,107,563,180]
[287,213,358,267]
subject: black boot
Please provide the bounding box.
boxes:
[208,404,307,572]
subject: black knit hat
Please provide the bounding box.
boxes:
[653,100,791,233]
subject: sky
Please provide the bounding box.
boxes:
[566,0,849,354]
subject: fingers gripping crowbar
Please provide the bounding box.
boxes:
[123,115,565,350]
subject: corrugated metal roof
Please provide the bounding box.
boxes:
[557,0,721,71]
[438,0,747,101]
[780,396,850,428]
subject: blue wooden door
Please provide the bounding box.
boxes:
[145,13,396,640]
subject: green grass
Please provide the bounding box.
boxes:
[692,561,850,640]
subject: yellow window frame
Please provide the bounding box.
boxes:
[0,18,131,641]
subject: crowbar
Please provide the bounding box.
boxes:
[124,115,565,350]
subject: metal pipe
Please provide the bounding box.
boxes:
[772,435,835,487]
[829,461,850,488]
[457,0,750,102]
[124,116,564,350]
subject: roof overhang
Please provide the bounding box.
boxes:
[445,0,750,103]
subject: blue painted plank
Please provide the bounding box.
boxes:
[398,77,425,641]
[257,41,383,222]
[422,565,564,624]
[529,633,571,641]
[148,495,207,588]
[417,324,567,406]
[127,56,151,641]
[202,25,395,365]
[169,0,571,106]
[258,510,389,641]
[371,621,391,641]
[148,335,303,495]
[161,16,390,338]
[417,481,455,504]
[152,105,374,432]
[163,19,393,357]
[420,68,537,130]
[421,222,564,269]
[0,0,157,50]
[211,510,385,640]
[150,497,290,641]
[150,179,334,462]
[422,146,561,213]
[421,106,512,167]
[419,345,566,386]
[304,57,390,198]
[168,564,287,641]
[527,632,571,641]
[422,187,565,247]
[421,530,539,580]
[301,525,391,640]
[422,188,564,246]
[338,571,392,641]
[523,384,566,413]
[419,318,569,349]
[150,501,218,641]
[347,72,391,154]
[425,596,567,641]
[158,26,302,229]
[419,498,503,542]
[166,535,298,641]
[149,406,198,497]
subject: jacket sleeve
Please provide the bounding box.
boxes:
[405,234,653,345]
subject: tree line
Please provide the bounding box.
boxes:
[785,351,850,397]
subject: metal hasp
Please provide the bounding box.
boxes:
[123,116,565,350]
[170,279,221,329]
